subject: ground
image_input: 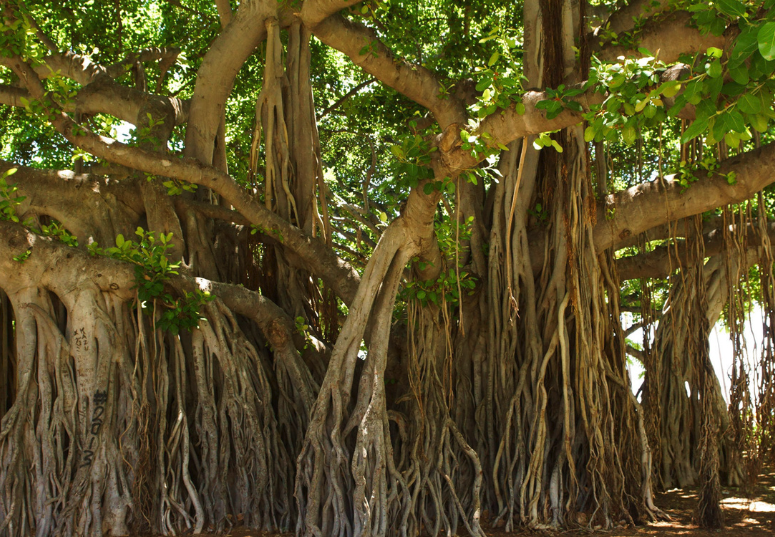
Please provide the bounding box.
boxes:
[220,468,775,537]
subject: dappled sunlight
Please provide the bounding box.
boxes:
[720,497,775,512]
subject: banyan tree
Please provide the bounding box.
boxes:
[1,0,775,535]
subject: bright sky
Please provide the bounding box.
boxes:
[626,305,766,404]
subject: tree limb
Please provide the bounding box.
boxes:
[318,78,375,119]
[300,0,365,28]
[592,11,733,65]
[596,143,775,252]
[184,2,277,163]
[0,84,29,107]
[309,14,467,129]
[617,221,775,281]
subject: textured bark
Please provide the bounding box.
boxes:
[0,1,770,537]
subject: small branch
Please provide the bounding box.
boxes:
[318,78,375,119]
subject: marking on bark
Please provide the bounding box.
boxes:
[80,389,108,468]
[619,228,632,240]
[74,327,89,351]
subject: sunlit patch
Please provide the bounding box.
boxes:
[195,277,213,293]
[720,497,775,512]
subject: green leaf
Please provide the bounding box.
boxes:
[622,126,637,146]
[728,64,749,85]
[727,109,746,132]
[660,81,681,98]
[758,22,775,61]
[737,93,761,114]
[750,113,769,132]
[716,0,747,19]
[584,126,595,142]
[550,140,563,153]
[707,59,722,78]
[729,26,759,68]
[725,131,741,148]
[706,46,724,58]
[116,234,125,247]
[681,117,708,143]
[488,51,500,66]
[683,79,704,105]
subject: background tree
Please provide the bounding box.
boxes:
[0,0,774,536]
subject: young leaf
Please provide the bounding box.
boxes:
[681,117,708,143]
[738,93,761,114]
[716,0,746,19]
[758,22,775,61]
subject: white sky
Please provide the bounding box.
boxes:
[626,305,766,403]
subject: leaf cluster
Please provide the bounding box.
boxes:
[89,228,212,334]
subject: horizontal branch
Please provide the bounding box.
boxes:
[520,143,775,274]
[596,143,775,252]
[614,214,724,250]
[53,118,361,304]
[604,0,671,36]
[617,221,775,280]
[592,11,733,65]
[0,84,28,107]
[300,0,365,28]
[438,88,604,174]
[0,220,319,392]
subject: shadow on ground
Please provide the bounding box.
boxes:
[212,468,775,537]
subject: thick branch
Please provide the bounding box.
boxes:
[438,88,604,174]
[184,3,276,163]
[0,85,28,107]
[592,11,733,65]
[605,0,671,36]
[300,0,365,28]
[0,219,316,368]
[596,143,775,252]
[51,116,361,304]
[309,14,467,129]
[617,221,775,280]
[615,214,724,250]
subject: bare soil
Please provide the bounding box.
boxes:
[192,468,775,537]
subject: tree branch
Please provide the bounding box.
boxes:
[300,0,365,28]
[604,0,671,36]
[0,84,29,107]
[592,11,733,65]
[184,2,276,164]
[438,88,604,174]
[596,143,775,252]
[617,221,775,281]
[50,115,361,304]
[0,219,321,378]
[318,78,375,119]
[309,14,467,129]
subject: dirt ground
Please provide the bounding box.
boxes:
[480,467,775,537]
[224,468,775,537]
